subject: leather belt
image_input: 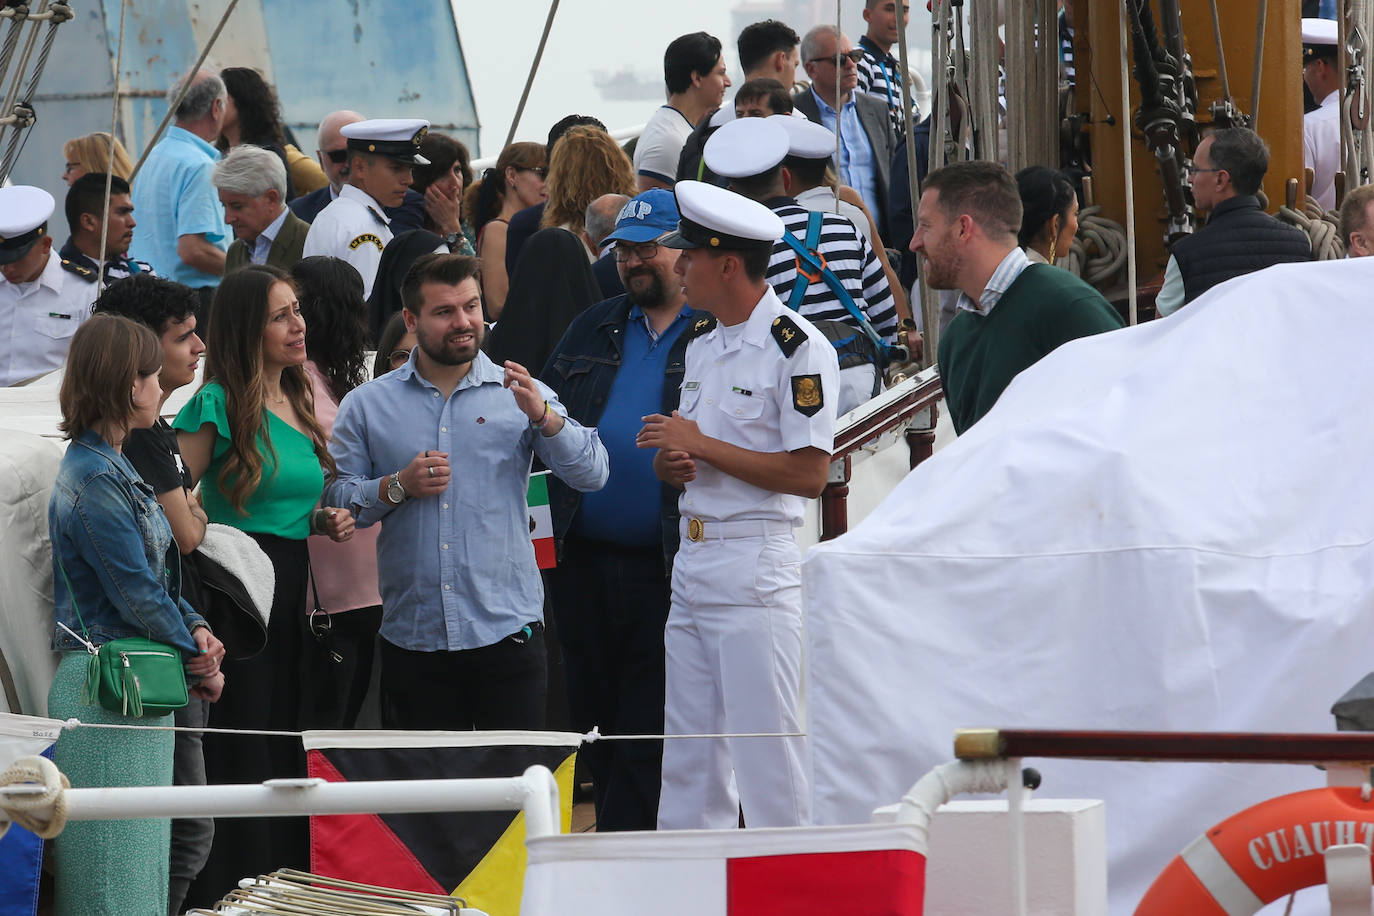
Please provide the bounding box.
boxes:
[680,517,792,542]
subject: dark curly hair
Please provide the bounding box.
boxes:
[220,67,286,148]
[413,132,473,194]
[93,273,200,335]
[291,257,370,404]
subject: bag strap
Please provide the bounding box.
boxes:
[781,211,891,358]
[52,549,94,647]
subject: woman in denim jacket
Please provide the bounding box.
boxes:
[47,314,225,916]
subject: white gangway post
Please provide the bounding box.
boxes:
[0,763,561,840]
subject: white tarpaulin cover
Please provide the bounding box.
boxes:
[803,257,1374,915]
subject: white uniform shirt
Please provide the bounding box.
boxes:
[677,286,840,526]
[0,250,99,386]
[1304,90,1341,211]
[302,185,393,298]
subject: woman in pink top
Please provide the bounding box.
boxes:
[293,256,383,728]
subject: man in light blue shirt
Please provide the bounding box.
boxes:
[129,70,229,313]
[793,25,897,238]
[326,253,608,731]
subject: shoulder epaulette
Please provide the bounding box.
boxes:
[367,207,388,227]
[770,313,804,357]
[59,258,96,282]
[684,313,717,341]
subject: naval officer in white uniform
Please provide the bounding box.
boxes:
[303,118,429,298]
[637,180,840,829]
[1302,18,1342,212]
[0,186,99,386]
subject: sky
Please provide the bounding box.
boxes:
[449,0,933,160]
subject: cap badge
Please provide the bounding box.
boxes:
[710,237,720,247]
[412,126,427,146]
[368,144,376,152]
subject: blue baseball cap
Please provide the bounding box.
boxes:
[602,189,680,245]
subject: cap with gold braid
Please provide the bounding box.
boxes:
[0,186,54,265]
[659,180,784,252]
[340,118,431,165]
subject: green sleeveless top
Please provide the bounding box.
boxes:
[172,381,324,539]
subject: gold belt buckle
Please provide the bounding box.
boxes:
[687,518,704,542]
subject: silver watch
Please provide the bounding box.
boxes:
[387,471,407,504]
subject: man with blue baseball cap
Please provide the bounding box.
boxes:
[539,188,703,831]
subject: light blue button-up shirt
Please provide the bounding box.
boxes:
[249,207,289,265]
[128,126,229,287]
[325,349,608,651]
[810,88,880,220]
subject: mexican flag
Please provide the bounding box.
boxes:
[527,470,554,569]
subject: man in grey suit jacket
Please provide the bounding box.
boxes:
[794,24,896,242]
[214,145,309,274]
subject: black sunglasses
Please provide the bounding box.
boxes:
[809,49,865,65]
[324,148,349,164]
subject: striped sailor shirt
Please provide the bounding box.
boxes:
[762,197,899,343]
[857,36,916,139]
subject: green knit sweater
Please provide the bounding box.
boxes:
[937,263,1124,434]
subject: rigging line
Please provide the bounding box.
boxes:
[1249,0,1267,130]
[130,0,242,182]
[1206,0,1231,101]
[98,0,129,294]
[503,0,560,150]
[52,719,807,742]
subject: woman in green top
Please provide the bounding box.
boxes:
[173,264,355,906]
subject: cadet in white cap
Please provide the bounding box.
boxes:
[0,186,99,386]
[303,118,430,298]
[772,114,874,244]
[1303,18,1342,210]
[636,180,839,830]
[705,117,902,412]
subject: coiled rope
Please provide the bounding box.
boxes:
[0,755,69,840]
[1278,195,1345,261]
[1063,205,1130,287]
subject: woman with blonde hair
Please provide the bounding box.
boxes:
[48,313,225,915]
[62,131,133,185]
[539,125,637,256]
[173,264,354,905]
[461,140,547,318]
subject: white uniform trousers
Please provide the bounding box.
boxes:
[657,530,810,829]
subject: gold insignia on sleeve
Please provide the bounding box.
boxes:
[791,374,823,417]
[349,233,385,251]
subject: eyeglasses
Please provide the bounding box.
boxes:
[63,161,82,175]
[388,349,411,368]
[808,49,865,66]
[1184,164,1221,175]
[614,241,660,263]
[323,148,349,164]
[517,166,548,179]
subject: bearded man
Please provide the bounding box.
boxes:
[325,253,607,730]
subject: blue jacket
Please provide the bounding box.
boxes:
[540,295,704,567]
[49,430,205,657]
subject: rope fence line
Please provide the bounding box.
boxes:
[40,717,805,743]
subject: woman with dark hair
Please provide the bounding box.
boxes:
[462,140,547,318]
[1016,165,1079,266]
[373,310,417,378]
[48,314,224,916]
[366,229,447,343]
[218,67,327,199]
[291,256,383,728]
[173,264,354,905]
[411,131,476,255]
[485,227,603,375]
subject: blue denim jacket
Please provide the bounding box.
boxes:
[49,430,205,657]
[540,294,704,567]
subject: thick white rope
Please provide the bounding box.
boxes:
[0,754,69,839]
[1278,196,1345,260]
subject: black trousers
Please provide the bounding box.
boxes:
[185,533,308,909]
[379,624,547,731]
[302,604,383,730]
[549,536,670,832]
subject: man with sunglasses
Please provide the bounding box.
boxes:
[540,189,702,831]
[1155,128,1310,317]
[303,118,430,299]
[289,110,426,234]
[793,25,896,240]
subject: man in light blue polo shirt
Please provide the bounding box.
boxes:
[793,25,897,240]
[130,70,230,317]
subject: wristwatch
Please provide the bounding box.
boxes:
[443,231,462,249]
[387,471,407,504]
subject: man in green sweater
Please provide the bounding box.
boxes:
[912,161,1124,434]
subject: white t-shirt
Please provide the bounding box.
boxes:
[633,106,695,185]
